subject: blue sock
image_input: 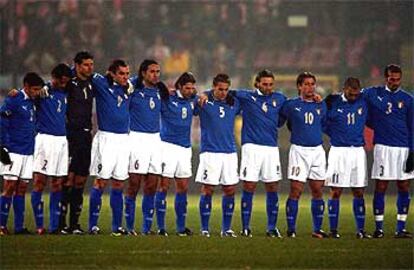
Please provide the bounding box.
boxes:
[110,189,123,232]
[88,188,103,231]
[328,199,339,231]
[222,195,235,232]
[155,191,167,231]
[142,194,155,233]
[396,191,410,232]
[286,198,298,232]
[31,191,44,229]
[199,195,212,232]
[0,196,12,228]
[49,191,62,232]
[353,197,365,232]
[13,195,25,232]
[241,190,253,230]
[175,192,187,233]
[311,199,325,232]
[124,195,136,231]
[373,192,385,231]
[266,192,279,231]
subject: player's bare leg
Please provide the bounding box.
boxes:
[124,173,142,235]
[175,178,192,236]
[221,184,237,237]
[241,181,257,236]
[200,184,214,237]
[31,173,48,235]
[309,179,328,238]
[286,180,304,237]
[265,182,281,238]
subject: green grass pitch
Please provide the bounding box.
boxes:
[0,194,412,269]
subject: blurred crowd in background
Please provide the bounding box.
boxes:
[0,0,413,94]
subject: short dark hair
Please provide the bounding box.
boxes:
[108,59,128,74]
[138,59,159,82]
[255,69,274,86]
[213,73,231,86]
[74,51,94,64]
[175,72,196,89]
[343,77,361,89]
[296,71,316,87]
[51,63,72,79]
[23,72,44,87]
[384,64,402,77]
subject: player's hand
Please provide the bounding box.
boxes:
[404,151,414,173]
[313,93,323,103]
[126,81,134,95]
[198,93,208,107]
[0,146,12,165]
[39,85,49,98]
[7,89,19,97]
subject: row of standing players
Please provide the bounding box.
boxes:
[0,52,413,239]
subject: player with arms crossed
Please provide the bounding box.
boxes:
[281,72,328,238]
[88,59,131,236]
[324,77,372,239]
[364,64,413,238]
[155,72,198,236]
[124,59,163,236]
[31,64,72,234]
[0,73,44,235]
[196,73,241,237]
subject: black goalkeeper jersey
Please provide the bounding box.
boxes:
[66,77,93,131]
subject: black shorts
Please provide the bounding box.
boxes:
[67,129,92,176]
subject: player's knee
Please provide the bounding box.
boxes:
[2,181,17,196]
[15,181,28,196]
[330,188,342,199]
[33,178,46,192]
[74,176,87,189]
[353,190,364,199]
[375,180,388,193]
[175,179,189,193]
[243,181,256,193]
[93,179,107,190]
[222,185,236,196]
[265,182,278,193]
[111,180,124,190]
[51,180,62,192]
[201,185,214,196]
[158,178,170,193]
[396,180,410,192]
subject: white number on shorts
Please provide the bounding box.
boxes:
[291,166,300,177]
[385,102,392,114]
[182,107,188,119]
[347,113,355,125]
[219,106,225,118]
[41,160,48,171]
[304,112,314,125]
[332,173,339,184]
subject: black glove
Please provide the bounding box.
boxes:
[404,151,414,173]
[0,146,11,165]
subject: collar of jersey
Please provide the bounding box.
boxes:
[176,89,184,99]
[21,88,29,100]
[341,93,348,102]
[385,85,401,93]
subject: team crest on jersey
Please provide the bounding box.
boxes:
[316,108,321,115]
[398,101,404,109]
[117,96,123,107]
[262,102,268,112]
[358,107,363,115]
[272,100,277,107]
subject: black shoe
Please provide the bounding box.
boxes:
[177,228,193,237]
[330,230,341,239]
[71,225,85,235]
[373,229,384,238]
[266,228,282,238]
[89,226,101,235]
[157,229,168,236]
[312,230,329,239]
[287,230,297,238]
[141,230,156,236]
[111,227,127,237]
[356,230,372,239]
[240,228,252,237]
[14,228,33,235]
[49,229,61,235]
[394,229,412,239]
[60,226,72,235]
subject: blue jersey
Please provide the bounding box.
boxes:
[35,82,67,136]
[160,90,197,148]
[0,90,36,155]
[363,86,414,151]
[325,94,368,147]
[195,91,241,153]
[233,89,286,147]
[91,73,130,134]
[280,97,327,147]
[129,76,161,133]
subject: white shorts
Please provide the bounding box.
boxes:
[160,141,192,179]
[371,144,414,180]
[239,143,282,182]
[195,152,239,186]
[90,131,130,181]
[0,153,33,182]
[128,131,162,175]
[33,133,68,177]
[288,144,326,182]
[326,146,367,188]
